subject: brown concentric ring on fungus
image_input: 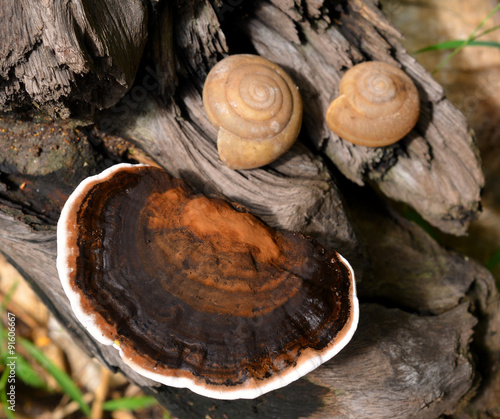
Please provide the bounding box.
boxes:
[56,163,358,400]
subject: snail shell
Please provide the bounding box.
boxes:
[326,61,420,147]
[203,54,303,170]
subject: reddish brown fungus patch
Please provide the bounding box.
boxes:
[57,164,358,399]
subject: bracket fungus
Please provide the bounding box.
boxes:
[326,61,420,147]
[56,164,358,400]
[203,54,303,170]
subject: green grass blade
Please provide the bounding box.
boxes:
[415,39,500,54]
[470,3,500,39]
[414,40,468,54]
[401,206,440,242]
[0,281,19,312]
[10,352,47,389]
[433,40,471,73]
[485,247,500,271]
[18,337,91,417]
[0,360,16,419]
[415,3,500,73]
[102,395,158,411]
[474,24,500,39]
[464,40,500,48]
[0,281,19,360]
[0,313,5,360]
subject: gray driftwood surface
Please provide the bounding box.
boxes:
[0,0,498,418]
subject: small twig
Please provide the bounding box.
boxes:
[0,292,41,329]
[474,23,500,39]
[52,393,94,419]
[91,366,111,419]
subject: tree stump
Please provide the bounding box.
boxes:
[0,0,498,418]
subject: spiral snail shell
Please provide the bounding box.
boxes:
[203,54,303,170]
[326,61,420,147]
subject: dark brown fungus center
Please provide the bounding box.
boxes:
[57,164,358,400]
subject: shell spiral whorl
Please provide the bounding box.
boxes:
[203,55,303,170]
[326,61,420,147]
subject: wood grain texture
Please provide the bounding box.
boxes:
[243,0,483,235]
[0,0,147,118]
[0,113,495,417]
[0,184,492,418]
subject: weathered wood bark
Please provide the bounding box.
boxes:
[0,0,147,119]
[0,0,498,418]
[0,161,497,418]
[244,0,484,236]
